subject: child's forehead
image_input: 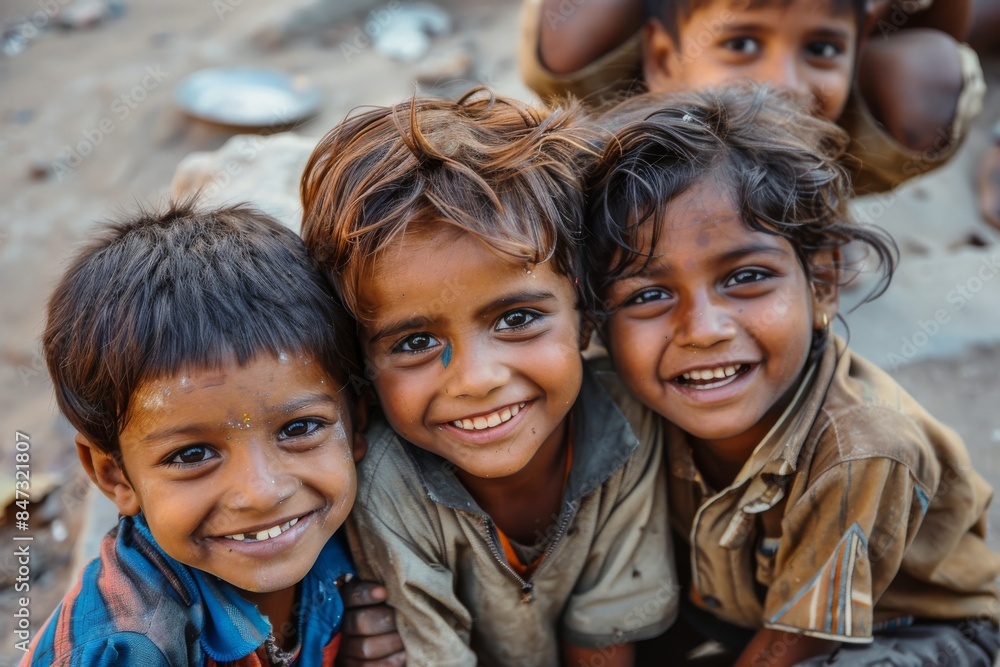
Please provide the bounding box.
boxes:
[687,0,856,19]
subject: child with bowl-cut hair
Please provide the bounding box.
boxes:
[301,88,677,667]
[585,85,1000,665]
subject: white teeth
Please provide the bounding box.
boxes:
[682,365,743,382]
[225,517,298,543]
[451,402,525,431]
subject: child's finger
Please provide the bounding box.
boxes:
[342,604,398,636]
[339,632,406,662]
[341,580,389,608]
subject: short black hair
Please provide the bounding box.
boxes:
[43,200,358,454]
[585,84,896,324]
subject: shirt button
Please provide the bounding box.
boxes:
[702,595,722,609]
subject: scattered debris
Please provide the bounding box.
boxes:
[2,19,34,57]
[415,44,475,85]
[373,2,451,62]
[54,0,126,30]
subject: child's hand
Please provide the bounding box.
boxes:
[337,580,406,666]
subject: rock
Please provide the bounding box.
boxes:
[170,132,318,232]
[372,2,452,62]
[415,45,475,85]
[55,1,110,29]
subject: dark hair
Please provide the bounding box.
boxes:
[300,86,600,317]
[644,0,867,43]
[585,84,897,326]
[43,200,358,454]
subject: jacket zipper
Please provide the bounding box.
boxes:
[483,501,577,603]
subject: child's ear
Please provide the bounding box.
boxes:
[350,397,369,463]
[810,248,841,329]
[75,433,140,516]
[641,18,680,92]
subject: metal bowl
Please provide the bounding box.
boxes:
[174,68,322,128]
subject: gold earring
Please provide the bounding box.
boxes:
[821,312,829,329]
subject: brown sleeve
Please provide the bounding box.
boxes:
[761,457,926,643]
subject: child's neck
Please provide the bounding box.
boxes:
[242,585,299,651]
[457,419,570,545]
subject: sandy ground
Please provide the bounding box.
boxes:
[0,1,998,665]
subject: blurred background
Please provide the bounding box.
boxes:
[0,1,998,664]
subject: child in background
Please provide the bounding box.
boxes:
[520,0,985,195]
[26,202,362,666]
[585,85,1000,665]
[300,88,676,666]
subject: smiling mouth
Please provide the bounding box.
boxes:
[675,363,751,389]
[451,402,526,431]
[224,517,300,543]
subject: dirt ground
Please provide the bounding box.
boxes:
[0,1,998,665]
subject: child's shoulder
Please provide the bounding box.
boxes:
[25,517,197,666]
[808,341,973,488]
[355,415,458,524]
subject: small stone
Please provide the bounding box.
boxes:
[55,1,109,29]
[415,46,474,84]
[28,161,52,181]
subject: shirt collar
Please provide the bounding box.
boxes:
[130,514,351,664]
[384,362,640,514]
[669,338,841,508]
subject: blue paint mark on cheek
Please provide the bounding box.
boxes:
[442,342,453,368]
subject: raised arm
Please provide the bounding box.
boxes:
[537,0,645,74]
[867,0,972,39]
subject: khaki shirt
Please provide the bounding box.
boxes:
[669,337,1000,643]
[348,360,677,666]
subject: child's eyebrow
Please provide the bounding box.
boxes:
[366,289,559,344]
[367,317,429,345]
[273,392,341,414]
[476,288,557,319]
[716,243,792,263]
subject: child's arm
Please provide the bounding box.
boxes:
[734,628,837,667]
[536,0,644,74]
[563,641,635,667]
[868,0,971,40]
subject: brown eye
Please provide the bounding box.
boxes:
[169,446,214,465]
[392,333,439,353]
[280,419,320,439]
[496,309,540,331]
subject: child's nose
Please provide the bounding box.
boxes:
[672,294,737,349]
[443,340,510,399]
[759,54,808,100]
[223,446,297,511]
